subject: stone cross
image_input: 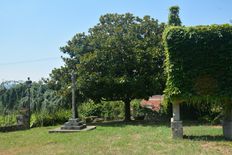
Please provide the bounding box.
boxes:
[60,71,86,130]
[25,77,32,129]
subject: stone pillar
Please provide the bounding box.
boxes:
[171,102,183,139]
[71,72,78,119]
[25,77,32,129]
[17,108,30,129]
[223,109,232,140]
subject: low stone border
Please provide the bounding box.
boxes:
[0,125,26,132]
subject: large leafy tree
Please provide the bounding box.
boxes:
[48,33,91,105]
[76,13,165,121]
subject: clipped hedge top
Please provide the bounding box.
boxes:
[163,24,232,104]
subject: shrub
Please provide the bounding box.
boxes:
[78,101,102,118]
[0,114,17,127]
[30,109,71,127]
[78,100,124,121]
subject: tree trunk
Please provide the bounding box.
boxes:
[124,99,131,122]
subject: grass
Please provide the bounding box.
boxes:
[0,121,232,155]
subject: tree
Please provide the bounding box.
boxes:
[48,33,91,106]
[0,80,66,115]
[168,6,181,26]
[77,13,165,121]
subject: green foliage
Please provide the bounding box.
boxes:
[100,101,124,120]
[0,80,66,113]
[131,99,145,118]
[78,100,124,120]
[77,14,165,101]
[0,113,17,127]
[168,6,181,26]
[163,24,232,105]
[30,109,71,127]
[0,82,27,111]
[48,34,90,104]
[78,101,103,118]
[50,13,165,121]
[74,13,165,121]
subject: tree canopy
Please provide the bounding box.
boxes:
[50,13,165,121]
[76,13,165,121]
[168,6,181,26]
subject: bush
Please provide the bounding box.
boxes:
[30,109,71,127]
[131,99,145,119]
[78,100,124,121]
[100,101,124,120]
[78,101,102,118]
[0,114,17,127]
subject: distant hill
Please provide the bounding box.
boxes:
[0,80,24,90]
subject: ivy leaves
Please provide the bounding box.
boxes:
[163,24,232,104]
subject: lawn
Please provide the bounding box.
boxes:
[0,121,232,155]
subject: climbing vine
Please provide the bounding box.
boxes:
[163,24,232,105]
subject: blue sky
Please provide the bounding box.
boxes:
[0,0,231,81]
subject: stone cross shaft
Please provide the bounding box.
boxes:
[71,72,78,119]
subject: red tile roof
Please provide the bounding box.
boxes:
[141,95,163,111]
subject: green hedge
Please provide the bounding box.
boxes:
[163,24,232,104]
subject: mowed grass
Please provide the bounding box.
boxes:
[0,121,232,155]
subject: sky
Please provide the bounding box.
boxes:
[0,0,231,82]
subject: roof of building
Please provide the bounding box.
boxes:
[140,95,163,111]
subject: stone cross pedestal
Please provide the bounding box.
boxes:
[171,102,183,139]
[61,118,86,130]
[49,71,96,133]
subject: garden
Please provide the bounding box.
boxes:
[1,5,232,155]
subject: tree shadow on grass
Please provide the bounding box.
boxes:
[89,120,170,128]
[90,120,220,128]
[183,135,226,142]
[182,121,221,127]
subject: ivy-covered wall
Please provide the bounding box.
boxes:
[163,24,232,104]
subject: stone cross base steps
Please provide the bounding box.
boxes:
[61,118,86,130]
[171,118,183,139]
[48,118,96,133]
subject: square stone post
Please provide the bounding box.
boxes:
[223,109,232,140]
[171,101,183,139]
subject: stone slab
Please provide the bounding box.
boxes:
[61,124,86,130]
[48,126,96,133]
